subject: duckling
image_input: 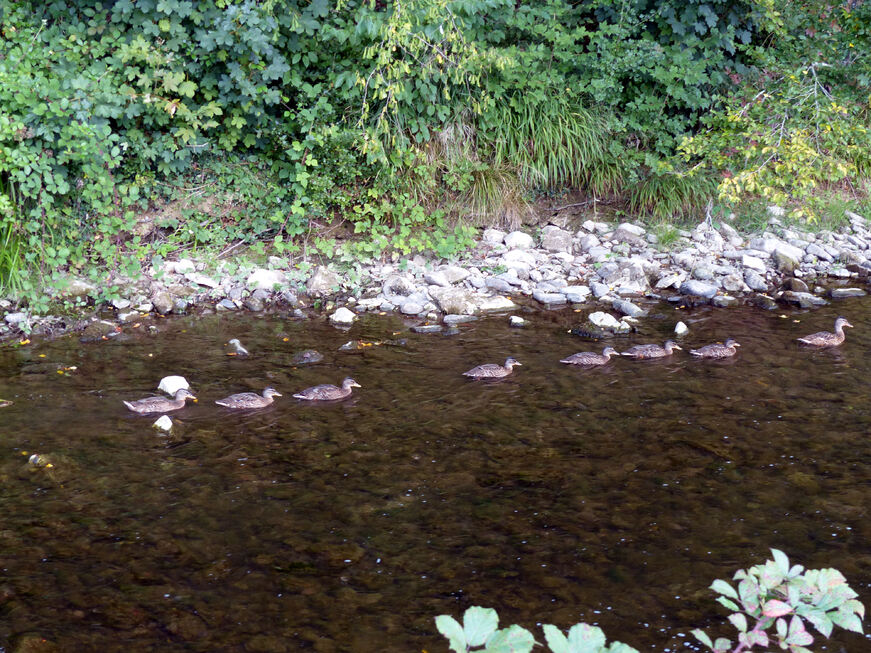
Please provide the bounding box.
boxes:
[124,388,197,414]
[560,346,618,366]
[463,357,522,379]
[226,338,250,356]
[293,378,360,401]
[797,316,853,347]
[621,340,682,359]
[215,387,282,409]
[690,338,741,359]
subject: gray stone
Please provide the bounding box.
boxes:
[244,295,265,312]
[4,311,27,326]
[692,265,715,281]
[400,301,423,315]
[806,243,833,262]
[674,321,689,336]
[532,289,567,305]
[611,298,646,318]
[783,278,809,293]
[509,315,528,328]
[578,233,601,252]
[655,274,683,290]
[173,298,189,313]
[440,265,469,284]
[773,250,798,273]
[151,291,174,315]
[587,311,631,334]
[743,270,769,292]
[616,222,646,236]
[590,282,610,298]
[563,286,590,303]
[307,267,343,297]
[185,272,220,289]
[152,415,174,433]
[780,291,828,308]
[280,290,299,306]
[112,298,131,310]
[136,302,153,313]
[504,230,534,249]
[582,220,610,234]
[382,274,417,303]
[118,310,139,323]
[711,295,739,307]
[482,228,506,246]
[60,278,96,298]
[496,270,522,287]
[429,287,478,315]
[611,227,646,247]
[540,226,573,252]
[247,268,286,291]
[485,277,514,293]
[424,270,450,287]
[477,296,517,312]
[830,267,852,278]
[741,255,767,272]
[216,298,237,311]
[411,324,443,334]
[501,249,537,267]
[443,314,477,325]
[830,287,867,298]
[81,320,119,341]
[720,274,744,292]
[680,280,718,299]
[329,307,357,325]
[587,245,611,262]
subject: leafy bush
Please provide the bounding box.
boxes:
[435,550,865,653]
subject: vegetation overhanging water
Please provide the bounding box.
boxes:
[1,300,870,651]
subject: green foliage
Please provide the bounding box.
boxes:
[693,549,865,652]
[629,165,716,220]
[436,551,865,653]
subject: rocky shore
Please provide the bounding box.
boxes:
[2,207,870,342]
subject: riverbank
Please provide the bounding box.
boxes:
[1,206,870,344]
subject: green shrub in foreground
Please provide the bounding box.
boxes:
[435,550,865,652]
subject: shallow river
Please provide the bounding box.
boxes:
[1,300,870,652]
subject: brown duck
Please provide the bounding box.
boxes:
[463,357,521,379]
[215,387,282,409]
[621,340,682,359]
[560,347,618,366]
[124,388,197,414]
[690,338,741,359]
[797,317,853,347]
[293,378,360,401]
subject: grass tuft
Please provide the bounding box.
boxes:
[629,170,715,221]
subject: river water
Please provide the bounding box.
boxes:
[0,300,869,651]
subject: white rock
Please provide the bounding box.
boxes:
[152,415,173,433]
[478,296,517,312]
[501,249,537,267]
[247,268,286,290]
[588,311,622,329]
[741,255,767,272]
[158,376,190,395]
[185,272,220,289]
[578,234,601,252]
[424,270,450,287]
[674,321,689,336]
[616,222,646,236]
[168,258,196,274]
[509,315,527,327]
[482,228,507,246]
[329,307,357,325]
[504,231,534,249]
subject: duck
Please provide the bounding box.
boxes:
[690,338,741,359]
[124,388,197,414]
[797,316,853,347]
[226,338,250,356]
[621,340,682,359]
[293,377,360,401]
[215,387,282,409]
[463,357,522,379]
[560,346,618,366]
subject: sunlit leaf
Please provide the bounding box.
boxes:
[464,607,499,647]
[435,615,466,653]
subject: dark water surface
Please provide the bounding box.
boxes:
[1,301,870,652]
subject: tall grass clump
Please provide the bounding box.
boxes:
[629,169,716,221]
[485,92,616,193]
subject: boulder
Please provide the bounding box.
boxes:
[532,289,567,305]
[329,307,357,325]
[674,321,689,336]
[247,269,286,291]
[185,272,220,289]
[743,270,768,292]
[779,291,828,308]
[307,267,342,297]
[429,287,478,315]
[482,228,506,246]
[477,295,517,312]
[540,226,573,252]
[830,288,867,298]
[577,233,601,252]
[679,280,718,299]
[741,255,767,273]
[587,311,631,334]
[151,291,174,315]
[440,265,469,284]
[504,230,534,249]
[611,298,646,318]
[424,270,451,287]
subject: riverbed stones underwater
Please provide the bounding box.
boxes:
[2,207,871,342]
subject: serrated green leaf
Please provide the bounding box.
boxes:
[464,607,499,647]
[829,610,864,634]
[483,625,535,653]
[435,615,467,653]
[710,579,738,600]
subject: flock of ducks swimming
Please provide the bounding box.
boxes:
[460,316,853,377]
[122,316,854,412]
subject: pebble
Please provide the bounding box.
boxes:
[509,315,527,328]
